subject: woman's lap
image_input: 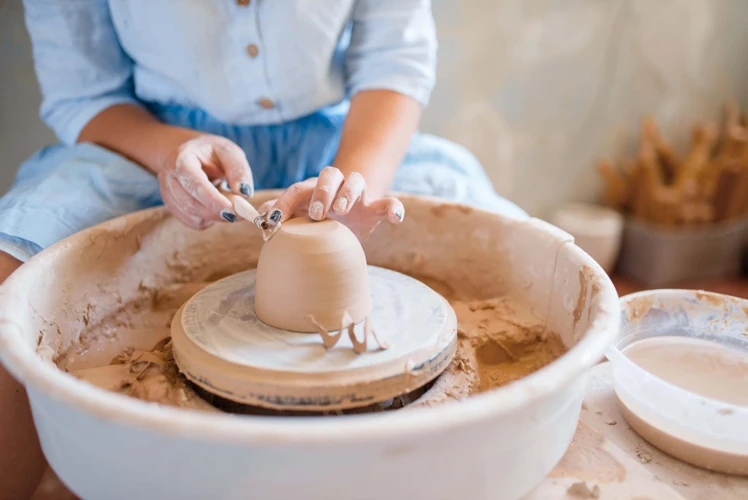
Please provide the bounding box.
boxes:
[0,108,526,261]
[0,143,161,261]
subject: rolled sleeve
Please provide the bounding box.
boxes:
[23,0,140,145]
[344,0,437,107]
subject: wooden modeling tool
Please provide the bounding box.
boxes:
[219,182,281,241]
[225,192,261,221]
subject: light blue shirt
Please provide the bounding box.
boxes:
[23,0,437,145]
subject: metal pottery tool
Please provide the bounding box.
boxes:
[218,180,281,241]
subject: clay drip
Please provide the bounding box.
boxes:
[309,313,389,354]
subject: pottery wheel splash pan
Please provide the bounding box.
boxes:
[0,192,621,500]
[171,267,457,411]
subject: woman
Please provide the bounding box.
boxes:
[0,1,525,496]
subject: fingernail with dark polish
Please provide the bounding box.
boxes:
[221,211,237,223]
[269,209,282,223]
[239,182,253,197]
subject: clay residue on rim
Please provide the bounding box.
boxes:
[623,290,747,331]
[624,295,656,324]
[430,203,473,218]
[694,291,726,309]
[573,267,595,328]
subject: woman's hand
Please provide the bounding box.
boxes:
[77,104,254,230]
[159,134,255,230]
[259,167,405,240]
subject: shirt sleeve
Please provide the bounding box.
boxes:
[344,0,437,107]
[23,0,141,145]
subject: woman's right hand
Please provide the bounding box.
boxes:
[158,134,254,230]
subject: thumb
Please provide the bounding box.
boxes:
[363,197,405,224]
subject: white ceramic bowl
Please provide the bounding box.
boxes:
[608,290,748,475]
[0,192,619,500]
[551,203,624,274]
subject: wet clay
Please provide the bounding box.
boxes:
[620,336,748,475]
[624,336,748,405]
[255,217,372,335]
[566,481,600,499]
[61,273,566,415]
[73,339,218,413]
[452,297,566,392]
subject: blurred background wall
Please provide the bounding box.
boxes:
[3,0,748,217]
[0,0,56,193]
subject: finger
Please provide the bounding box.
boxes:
[174,150,236,220]
[163,193,207,230]
[165,172,226,223]
[271,178,316,222]
[213,142,254,197]
[332,171,365,215]
[160,172,220,229]
[365,197,405,224]
[257,199,277,216]
[256,199,284,229]
[309,167,345,221]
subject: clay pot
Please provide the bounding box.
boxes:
[254,217,372,332]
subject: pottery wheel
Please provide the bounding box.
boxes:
[171,267,457,411]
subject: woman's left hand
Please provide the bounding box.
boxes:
[258,167,405,240]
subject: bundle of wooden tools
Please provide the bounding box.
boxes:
[598,102,748,226]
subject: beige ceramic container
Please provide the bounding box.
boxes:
[0,192,619,500]
[617,216,748,286]
[551,203,624,274]
[255,216,372,332]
